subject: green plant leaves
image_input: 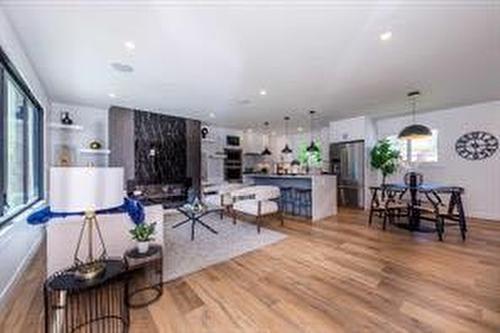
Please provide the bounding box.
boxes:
[129,222,157,242]
[370,139,401,183]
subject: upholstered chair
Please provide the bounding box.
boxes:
[203,183,245,219]
[231,185,283,233]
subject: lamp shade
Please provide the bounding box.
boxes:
[50,167,124,213]
[398,124,432,140]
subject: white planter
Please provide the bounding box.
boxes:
[137,241,149,254]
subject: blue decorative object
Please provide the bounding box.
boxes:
[27,197,145,225]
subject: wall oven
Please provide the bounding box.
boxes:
[224,148,242,182]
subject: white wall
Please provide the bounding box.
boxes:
[376,101,500,221]
[0,8,50,304]
[49,103,109,167]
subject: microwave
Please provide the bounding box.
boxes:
[226,135,240,147]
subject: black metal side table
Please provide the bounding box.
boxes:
[124,244,163,308]
[44,259,129,333]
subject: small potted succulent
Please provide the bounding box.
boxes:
[129,222,157,254]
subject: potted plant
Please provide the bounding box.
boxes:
[298,140,322,174]
[129,222,157,254]
[370,139,401,185]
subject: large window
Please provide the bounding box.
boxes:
[0,48,44,224]
[387,129,438,163]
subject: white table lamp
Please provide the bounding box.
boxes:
[50,167,124,279]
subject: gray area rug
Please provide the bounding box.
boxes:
[163,211,287,281]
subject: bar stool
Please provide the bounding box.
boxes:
[294,188,312,218]
[280,187,295,214]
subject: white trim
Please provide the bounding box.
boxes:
[0,201,46,307]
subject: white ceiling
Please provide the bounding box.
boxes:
[2,1,500,130]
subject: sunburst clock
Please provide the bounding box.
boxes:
[455,131,498,160]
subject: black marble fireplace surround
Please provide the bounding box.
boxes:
[109,106,201,206]
[134,111,186,185]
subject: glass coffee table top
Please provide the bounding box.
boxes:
[174,203,224,240]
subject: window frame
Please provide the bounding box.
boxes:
[0,46,44,226]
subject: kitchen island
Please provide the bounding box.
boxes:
[244,174,337,221]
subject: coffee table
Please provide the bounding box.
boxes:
[173,204,224,240]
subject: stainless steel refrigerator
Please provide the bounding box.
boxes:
[330,141,365,208]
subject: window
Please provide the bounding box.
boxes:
[0,47,44,225]
[386,129,438,163]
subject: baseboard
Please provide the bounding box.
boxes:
[0,230,44,312]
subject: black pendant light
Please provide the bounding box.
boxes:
[398,91,432,140]
[281,116,293,154]
[261,121,272,156]
[306,110,320,153]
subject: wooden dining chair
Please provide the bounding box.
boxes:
[418,188,467,241]
[368,186,409,230]
[368,186,388,228]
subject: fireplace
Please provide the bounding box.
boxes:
[109,106,201,205]
[127,179,192,208]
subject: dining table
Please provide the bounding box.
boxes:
[382,182,466,233]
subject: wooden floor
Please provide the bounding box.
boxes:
[2,208,500,332]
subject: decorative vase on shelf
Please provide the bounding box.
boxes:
[89,140,102,150]
[137,241,149,254]
[60,111,73,125]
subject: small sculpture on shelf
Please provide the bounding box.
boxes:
[60,111,73,125]
[56,144,73,166]
[89,140,102,150]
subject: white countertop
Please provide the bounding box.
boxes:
[244,173,336,179]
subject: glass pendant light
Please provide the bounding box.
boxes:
[281,116,293,154]
[261,121,272,156]
[306,110,320,153]
[398,91,432,140]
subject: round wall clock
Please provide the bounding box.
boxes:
[455,131,498,160]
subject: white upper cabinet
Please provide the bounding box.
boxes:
[242,131,264,154]
[329,116,367,143]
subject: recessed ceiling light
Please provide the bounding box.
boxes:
[297,127,303,132]
[108,93,116,98]
[110,62,134,73]
[209,112,215,118]
[259,89,267,96]
[124,41,136,50]
[380,31,392,41]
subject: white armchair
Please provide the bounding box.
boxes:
[231,185,283,233]
[203,183,245,219]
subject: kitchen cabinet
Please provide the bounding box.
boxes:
[242,131,265,154]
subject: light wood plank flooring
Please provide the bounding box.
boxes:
[1,208,500,332]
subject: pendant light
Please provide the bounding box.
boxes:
[306,110,320,153]
[261,121,272,156]
[281,116,293,154]
[398,91,432,140]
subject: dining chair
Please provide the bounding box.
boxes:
[404,172,424,186]
[418,188,467,241]
[368,186,409,230]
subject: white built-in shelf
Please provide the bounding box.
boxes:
[49,122,84,131]
[202,138,217,143]
[208,154,227,159]
[79,148,111,155]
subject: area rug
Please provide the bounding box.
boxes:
[163,211,287,281]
